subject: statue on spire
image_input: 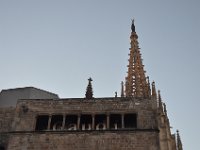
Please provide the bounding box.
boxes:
[131,19,135,32]
[85,77,94,99]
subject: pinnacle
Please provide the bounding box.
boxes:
[85,77,94,99]
[176,130,183,150]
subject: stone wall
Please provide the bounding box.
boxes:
[13,98,158,131]
[0,107,15,148]
[0,107,15,132]
[0,97,163,150]
[7,131,159,150]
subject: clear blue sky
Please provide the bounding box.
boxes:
[0,0,199,149]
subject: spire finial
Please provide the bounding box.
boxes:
[176,130,183,150]
[121,81,124,97]
[85,77,94,99]
[131,18,135,32]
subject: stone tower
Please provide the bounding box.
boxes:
[0,21,182,150]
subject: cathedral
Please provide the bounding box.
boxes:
[0,21,183,150]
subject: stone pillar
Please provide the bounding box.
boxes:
[107,114,110,129]
[121,114,124,129]
[62,115,66,130]
[33,116,37,130]
[47,115,52,130]
[92,114,95,130]
[77,114,81,130]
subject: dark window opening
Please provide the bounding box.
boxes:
[0,145,5,150]
[110,114,122,129]
[95,114,106,130]
[50,115,63,130]
[124,114,137,128]
[80,115,92,130]
[65,115,77,130]
[35,115,49,131]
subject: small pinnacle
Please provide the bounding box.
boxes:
[158,90,164,112]
[151,81,157,98]
[163,103,167,116]
[121,81,124,97]
[85,77,94,99]
[176,130,183,150]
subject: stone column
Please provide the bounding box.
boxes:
[77,114,81,130]
[33,116,37,130]
[62,115,66,130]
[107,114,110,129]
[92,114,95,130]
[121,114,124,129]
[47,115,52,130]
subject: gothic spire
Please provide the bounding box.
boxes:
[125,20,148,98]
[85,77,93,99]
[177,130,183,150]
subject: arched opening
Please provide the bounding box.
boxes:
[65,115,78,130]
[80,115,92,130]
[124,114,137,129]
[95,114,106,130]
[110,114,122,129]
[0,145,5,150]
[35,115,49,131]
[50,115,63,130]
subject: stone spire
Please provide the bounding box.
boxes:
[125,20,148,98]
[85,77,93,99]
[177,130,183,150]
[121,81,124,97]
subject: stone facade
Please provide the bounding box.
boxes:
[0,97,178,150]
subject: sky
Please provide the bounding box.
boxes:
[0,0,200,149]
